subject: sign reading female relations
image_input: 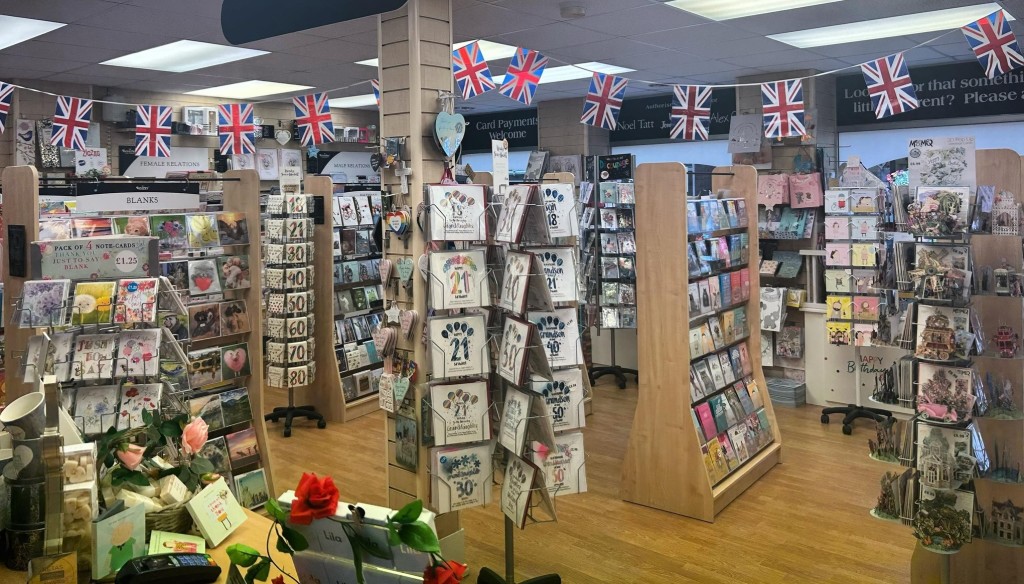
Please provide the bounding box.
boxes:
[428,249,490,309]
[428,184,488,241]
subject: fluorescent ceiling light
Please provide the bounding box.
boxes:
[769,3,1012,48]
[666,0,841,21]
[329,94,378,108]
[540,62,634,84]
[185,80,314,99]
[354,40,517,67]
[101,40,268,72]
[0,15,65,49]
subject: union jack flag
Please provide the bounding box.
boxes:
[860,52,918,120]
[453,41,495,100]
[0,82,13,134]
[499,47,547,105]
[371,79,381,107]
[580,72,627,130]
[669,85,711,141]
[761,79,805,138]
[217,103,255,155]
[50,95,93,150]
[962,10,1024,79]
[292,92,334,147]
[134,104,172,157]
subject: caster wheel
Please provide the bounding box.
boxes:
[317,420,327,429]
[821,414,830,424]
[283,428,292,438]
[842,424,852,436]
[618,381,627,389]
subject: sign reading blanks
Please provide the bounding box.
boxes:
[73,181,202,214]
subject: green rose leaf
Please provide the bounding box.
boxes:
[191,457,214,474]
[142,408,154,425]
[390,500,422,524]
[226,544,262,567]
[265,498,287,523]
[398,521,440,553]
[386,523,401,547]
[246,558,271,584]
[280,525,309,552]
[160,419,183,438]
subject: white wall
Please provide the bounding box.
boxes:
[611,140,733,167]
[840,121,1024,167]
[461,150,531,174]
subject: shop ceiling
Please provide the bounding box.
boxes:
[0,0,1021,113]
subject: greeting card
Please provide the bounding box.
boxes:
[217,213,249,245]
[428,184,488,241]
[824,216,850,240]
[851,216,879,240]
[915,305,970,362]
[825,243,851,266]
[70,281,115,325]
[151,214,188,253]
[431,442,493,513]
[221,343,251,381]
[48,331,77,381]
[528,308,583,368]
[257,148,279,180]
[217,255,251,290]
[20,279,70,328]
[501,454,542,528]
[853,296,880,321]
[188,347,223,389]
[824,190,851,214]
[114,278,159,324]
[188,303,221,341]
[187,214,220,248]
[188,259,223,296]
[220,300,251,335]
[72,333,117,380]
[336,196,359,227]
[72,217,113,238]
[498,250,549,315]
[497,316,536,387]
[428,249,490,309]
[219,387,253,427]
[826,295,853,320]
[116,383,162,430]
[532,247,578,304]
[116,329,161,378]
[916,363,976,423]
[74,384,120,435]
[185,477,247,546]
[430,380,490,446]
[850,188,879,213]
[225,427,260,468]
[533,431,587,497]
[531,368,586,431]
[540,183,578,237]
[428,314,490,379]
[495,185,549,244]
[91,503,146,580]
[499,386,533,455]
[851,243,877,267]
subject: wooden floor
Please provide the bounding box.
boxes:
[266,381,914,583]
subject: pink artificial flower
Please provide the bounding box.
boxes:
[117,444,146,471]
[181,417,209,456]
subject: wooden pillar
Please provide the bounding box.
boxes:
[378,0,462,545]
[1,166,41,402]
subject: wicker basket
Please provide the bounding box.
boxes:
[145,501,193,537]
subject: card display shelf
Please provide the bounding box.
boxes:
[621,162,781,522]
[0,166,276,494]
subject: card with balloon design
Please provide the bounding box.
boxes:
[428,249,490,310]
[539,183,578,238]
[528,308,584,368]
[428,314,490,380]
[427,184,488,242]
[221,342,251,380]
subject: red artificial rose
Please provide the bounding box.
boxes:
[271,576,284,584]
[423,561,467,584]
[289,473,340,525]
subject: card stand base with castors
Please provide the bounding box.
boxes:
[264,385,327,438]
[589,365,637,389]
[820,404,892,435]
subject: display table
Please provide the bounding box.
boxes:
[0,510,291,584]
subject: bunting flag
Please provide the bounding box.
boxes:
[860,52,919,119]
[580,72,627,130]
[669,84,711,141]
[50,95,93,150]
[452,41,496,100]
[0,82,13,134]
[292,92,334,146]
[371,79,381,107]
[499,47,547,105]
[134,104,172,157]
[761,79,805,138]
[217,103,256,155]
[962,10,1024,79]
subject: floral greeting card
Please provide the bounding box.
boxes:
[20,279,70,328]
[116,383,162,430]
[74,384,120,435]
[116,329,161,378]
[114,278,159,323]
[150,214,188,253]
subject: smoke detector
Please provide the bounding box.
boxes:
[560,2,586,19]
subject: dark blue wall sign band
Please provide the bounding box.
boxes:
[221,0,409,44]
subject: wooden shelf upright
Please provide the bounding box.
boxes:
[620,162,782,522]
[1,165,41,402]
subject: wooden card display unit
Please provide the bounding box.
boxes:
[621,163,782,522]
[0,167,275,494]
[1,165,41,401]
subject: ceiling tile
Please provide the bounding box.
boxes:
[301,16,379,38]
[4,67,56,81]
[667,34,795,59]
[0,0,120,24]
[0,40,124,63]
[74,4,223,37]
[571,4,709,36]
[720,48,825,69]
[453,2,556,39]
[726,0,936,36]
[633,22,757,51]
[341,30,378,46]
[69,63,163,81]
[594,49,709,72]
[0,54,88,73]
[279,38,373,60]
[124,0,223,17]
[491,0,651,19]
[43,71,152,87]
[117,79,218,93]
[492,22,613,51]
[546,37,664,63]
[812,37,918,58]
[41,24,180,52]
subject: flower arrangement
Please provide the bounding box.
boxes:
[227,473,464,584]
[97,411,217,493]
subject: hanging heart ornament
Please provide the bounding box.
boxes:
[385,210,411,234]
[396,258,415,283]
[378,258,393,283]
[433,111,466,159]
